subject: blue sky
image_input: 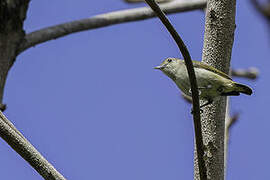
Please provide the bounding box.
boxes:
[0,0,268,179]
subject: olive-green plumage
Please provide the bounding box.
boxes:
[155,58,252,109]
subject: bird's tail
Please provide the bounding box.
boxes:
[234,83,253,95]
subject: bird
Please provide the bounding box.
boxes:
[154,57,253,111]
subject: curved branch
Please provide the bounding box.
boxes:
[144,0,206,179]
[0,112,66,180]
[18,0,206,54]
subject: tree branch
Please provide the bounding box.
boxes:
[0,112,66,180]
[232,67,259,80]
[224,111,239,178]
[144,0,206,179]
[194,0,236,179]
[225,113,239,132]
[0,2,66,179]
[250,0,270,20]
[18,0,206,54]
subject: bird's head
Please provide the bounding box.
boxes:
[154,58,181,80]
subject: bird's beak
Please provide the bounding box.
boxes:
[154,65,164,70]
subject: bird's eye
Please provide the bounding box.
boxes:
[167,59,172,63]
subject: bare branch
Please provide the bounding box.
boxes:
[0,2,66,180]
[224,111,239,178]
[232,67,259,80]
[250,0,270,20]
[226,113,239,130]
[144,0,206,179]
[18,0,206,54]
[0,112,66,180]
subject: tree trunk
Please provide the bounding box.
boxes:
[0,0,30,104]
[194,0,236,179]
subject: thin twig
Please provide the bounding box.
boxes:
[224,111,239,178]
[143,0,206,179]
[18,0,206,54]
[226,113,239,130]
[232,68,259,80]
[250,0,270,20]
[0,112,66,180]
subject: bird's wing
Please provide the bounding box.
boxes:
[192,61,232,80]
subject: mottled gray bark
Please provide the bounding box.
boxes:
[194,0,236,180]
[0,1,66,180]
[0,112,66,180]
[0,0,29,104]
